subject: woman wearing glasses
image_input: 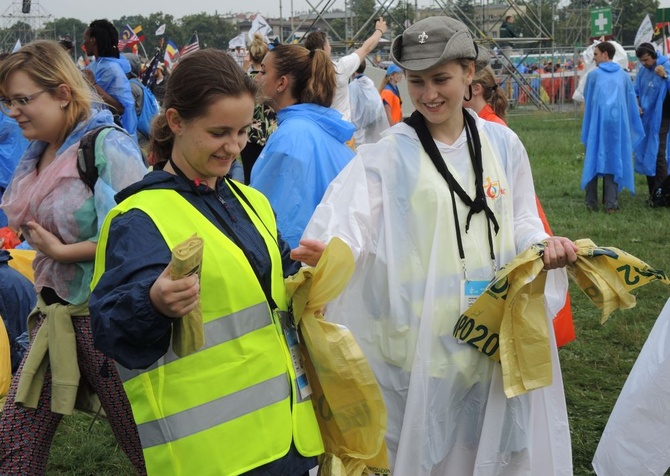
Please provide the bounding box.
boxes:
[0,40,147,474]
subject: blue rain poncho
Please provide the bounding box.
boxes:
[87,56,137,136]
[581,61,644,192]
[634,54,670,175]
[250,103,355,249]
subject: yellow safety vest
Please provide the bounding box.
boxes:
[92,183,323,476]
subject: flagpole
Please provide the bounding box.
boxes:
[139,41,149,60]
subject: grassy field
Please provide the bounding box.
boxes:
[43,111,670,475]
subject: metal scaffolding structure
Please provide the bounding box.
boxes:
[0,0,54,52]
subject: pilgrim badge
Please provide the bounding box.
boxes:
[418,31,428,44]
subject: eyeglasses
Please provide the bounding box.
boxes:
[0,89,50,113]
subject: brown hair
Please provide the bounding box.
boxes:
[0,40,93,145]
[268,45,335,107]
[304,31,327,52]
[472,65,508,121]
[150,49,257,164]
[249,33,269,65]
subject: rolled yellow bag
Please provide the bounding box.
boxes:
[169,234,205,357]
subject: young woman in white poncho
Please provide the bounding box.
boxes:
[293,16,578,476]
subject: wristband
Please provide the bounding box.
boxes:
[376,28,384,35]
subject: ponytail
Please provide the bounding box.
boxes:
[304,49,335,106]
[271,44,336,107]
[149,113,173,165]
[474,66,508,121]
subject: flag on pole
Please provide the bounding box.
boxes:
[133,25,146,42]
[635,15,655,47]
[142,49,162,89]
[119,24,140,51]
[11,39,21,53]
[164,39,179,70]
[228,33,246,50]
[155,23,166,36]
[180,33,200,57]
[248,14,272,42]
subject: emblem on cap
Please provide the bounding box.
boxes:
[418,31,428,44]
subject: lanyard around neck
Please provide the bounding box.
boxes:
[168,158,280,310]
[404,109,499,269]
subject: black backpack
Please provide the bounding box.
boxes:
[76,126,136,192]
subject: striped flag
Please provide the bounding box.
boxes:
[119,24,140,51]
[180,33,200,57]
[133,25,146,42]
[164,39,179,70]
[142,49,162,90]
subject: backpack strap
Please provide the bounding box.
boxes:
[76,125,127,192]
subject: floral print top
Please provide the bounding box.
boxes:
[248,70,277,147]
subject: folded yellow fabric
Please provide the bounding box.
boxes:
[169,234,204,357]
[15,296,89,415]
[285,237,389,476]
[456,239,670,398]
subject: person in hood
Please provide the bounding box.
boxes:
[293,16,577,476]
[250,44,355,248]
[83,19,137,137]
[581,41,644,213]
[348,60,389,148]
[0,40,147,475]
[89,49,323,476]
[634,42,670,202]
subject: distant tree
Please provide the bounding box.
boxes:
[44,17,87,45]
[351,0,376,37]
[178,12,238,51]
[391,0,416,31]
[617,0,656,46]
[454,0,476,29]
[1,21,34,52]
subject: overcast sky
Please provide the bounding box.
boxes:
[21,0,419,23]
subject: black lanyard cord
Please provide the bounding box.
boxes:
[167,158,279,310]
[404,109,499,263]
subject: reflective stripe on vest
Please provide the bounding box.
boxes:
[138,373,290,448]
[93,183,323,475]
[116,301,269,381]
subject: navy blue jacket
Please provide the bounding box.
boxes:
[89,167,300,370]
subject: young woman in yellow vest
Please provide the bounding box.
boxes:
[293,16,578,476]
[89,49,323,476]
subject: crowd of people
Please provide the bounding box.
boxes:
[0,12,665,476]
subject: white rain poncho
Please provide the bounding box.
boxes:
[348,75,390,148]
[592,297,670,476]
[573,40,630,103]
[303,111,572,476]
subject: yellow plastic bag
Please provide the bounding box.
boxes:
[7,249,35,283]
[285,238,389,476]
[455,239,670,398]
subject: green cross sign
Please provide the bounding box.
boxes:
[591,7,613,37]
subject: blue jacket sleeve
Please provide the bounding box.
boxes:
[89,209,175,369]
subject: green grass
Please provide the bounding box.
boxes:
[44,111,670,475]
[510,112,670,476]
